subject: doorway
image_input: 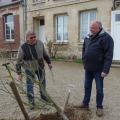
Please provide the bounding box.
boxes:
[39,18,46,43]
[111,10,120,60]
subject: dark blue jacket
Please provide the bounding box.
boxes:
[82,29,114,74]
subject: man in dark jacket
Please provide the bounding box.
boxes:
[16,31,52,109]
[80,21,114,116]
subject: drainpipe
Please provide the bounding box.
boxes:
[112,0,115,10]
[24,0,27,32]
[21,0,27,41]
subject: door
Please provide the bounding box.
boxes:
[111,10,120,60]
[39,19,46,43]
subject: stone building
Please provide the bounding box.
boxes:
[26,0,119,59]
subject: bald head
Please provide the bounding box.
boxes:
[90,21,103,36]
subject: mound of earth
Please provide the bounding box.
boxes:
[35,105,92,120]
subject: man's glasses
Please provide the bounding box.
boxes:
[30,36,36,39]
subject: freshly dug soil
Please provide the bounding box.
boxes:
[35,105,92,120]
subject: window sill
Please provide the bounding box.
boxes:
[4,40,15,43]
[54,41,69,45]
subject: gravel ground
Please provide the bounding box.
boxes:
[0,60,120,120]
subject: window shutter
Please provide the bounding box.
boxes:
[0,16,5,42]
[14,15,20,43]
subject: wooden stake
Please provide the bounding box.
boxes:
[64,90,71,110]
[10,81,30,120]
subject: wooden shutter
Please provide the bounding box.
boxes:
[0,16,5,42]
[14,14,20,43]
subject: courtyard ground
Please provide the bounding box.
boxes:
[0,60,120,120]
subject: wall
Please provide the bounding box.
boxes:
[0,3,22,50]
[27,0,113,58]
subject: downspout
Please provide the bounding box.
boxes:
[112,0,115,10]
[24,0,27,32]
[21,0,27,42]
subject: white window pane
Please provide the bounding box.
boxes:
[80,10,96,41]
[63,15,68,40]
[56,15,68,42]
[5,14,13,22]
[57,16,62,25]
[57,33,62,40]
[80,12,89,39]
[89,11,96,32]
[90,11,96,22]
[5,14,14,41]
[9,15,13,22]
[57,16,63,41]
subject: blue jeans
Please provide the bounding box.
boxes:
[83,70,104,109]
[25,68,46,105]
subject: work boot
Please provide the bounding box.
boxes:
[96,108,103,117]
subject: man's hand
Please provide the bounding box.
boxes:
[48,64,52,70]
[17,74,22,81]
[101,72,108,77]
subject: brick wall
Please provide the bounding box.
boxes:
[0,5,20,51]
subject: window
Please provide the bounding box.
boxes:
[4,14,14,42]
[33,0,39,2]
[80,10,96,41]
[115,14,120,22]
[55,15,68,42]
[40,19,45,25]
[32,0,45,3]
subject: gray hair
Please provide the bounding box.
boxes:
[96,21,102,29]
[91,20,103,29]
[25,30,36,41]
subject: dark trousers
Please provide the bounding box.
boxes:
[25,68,46,105]
[83,70,104,109]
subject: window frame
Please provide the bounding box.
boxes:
[4,14,15,42]
[80,10,97,42]
[55,14,68,43]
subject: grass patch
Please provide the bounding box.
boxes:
[74,59,83,64]
[51,57,83,64]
